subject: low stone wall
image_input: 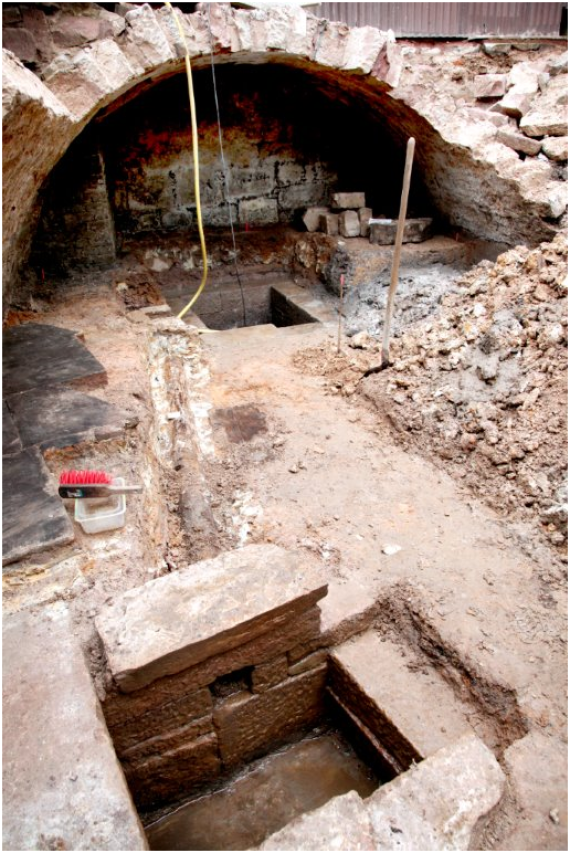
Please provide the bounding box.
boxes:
[96,544,329,811]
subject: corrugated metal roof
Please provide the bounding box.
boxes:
[317,3,564,37]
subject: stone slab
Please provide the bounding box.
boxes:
[339,210,360,238]
[501,732,568,851]
[359,207,373,237]
[288,649,328,677]
[125,733,221,811]
[2,401,21,455]
[303,206,329,232]
[549,51,568,76]
[330,632,474,768]
[520,109,568,138]
[261,789,374,851]
[2,323,107,397]
[52,15,105,48]
[369,217,433,245]
[214,665,327,769]
[483,42,511,57]
[319,212,339,236]
[2,605,146,851]
[103,606,322,727]
[474,73,507,100]
[367,734,505,850]
[497,128,542,156]
[2,448,74,566]
[252,655,289,693]
[2,27,38,63]
[331,192,366,210]
[507,61,544,95]
[271,282,337,325]
[119,716,213,764]
[239,198,279,225]
[109,688,212,754]
[542,136,568,161]
[97,544,327,692]
[495,90,533,119]
[329,689,404,780]
[8,385,134,451]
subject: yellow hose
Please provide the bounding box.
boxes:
[165,2,208,320]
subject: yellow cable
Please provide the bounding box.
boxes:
[165,2,208,320]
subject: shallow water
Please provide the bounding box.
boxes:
[146,731,379,850]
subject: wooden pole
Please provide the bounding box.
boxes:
[337,273,345,354]
[381,137,415,368]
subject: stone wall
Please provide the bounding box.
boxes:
[101,65,339,234]
[32,131,116,274]
[96,545,330,812]
[30,62,420,274]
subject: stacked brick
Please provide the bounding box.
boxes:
[96,545,329,811]
[303,193,373,239]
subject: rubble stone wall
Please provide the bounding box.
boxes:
[2,2,568,309]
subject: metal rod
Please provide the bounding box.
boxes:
[381,137,415,367]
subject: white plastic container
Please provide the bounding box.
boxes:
[75,478,126,534]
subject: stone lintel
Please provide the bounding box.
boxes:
[103,606,322,728]
[96,544,327,692]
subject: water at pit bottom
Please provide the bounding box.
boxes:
[146,731,379,850]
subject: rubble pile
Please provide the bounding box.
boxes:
[296,235,568,556]
[475,51,568,178]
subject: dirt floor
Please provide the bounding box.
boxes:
[3,229,567,850]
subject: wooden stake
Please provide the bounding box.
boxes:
[337,273,345,354]
[381,137,415,368]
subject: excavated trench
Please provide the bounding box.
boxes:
[3,11,567,851]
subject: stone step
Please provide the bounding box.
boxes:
[329,631,476,770]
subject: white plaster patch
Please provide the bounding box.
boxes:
[230,490,264,546]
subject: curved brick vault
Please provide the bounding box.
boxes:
[2,2,567,306]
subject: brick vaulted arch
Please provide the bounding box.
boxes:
[2,2,567,305]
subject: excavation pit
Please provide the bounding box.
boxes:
[162,278,334,331]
